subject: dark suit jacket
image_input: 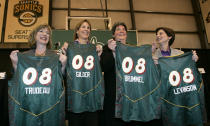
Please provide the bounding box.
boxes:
[100,45,116,117]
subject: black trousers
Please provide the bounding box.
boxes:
[68,111,98,126]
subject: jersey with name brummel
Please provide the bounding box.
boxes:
[115,43,160,122]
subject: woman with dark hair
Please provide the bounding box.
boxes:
[62,19,104,126]
[106,22,127,52]
[152,27,205,126]
[152,27,206,126]
[9,24,67,126]
[99,22,128,126]
[152,27,198,63]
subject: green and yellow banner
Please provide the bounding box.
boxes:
[4,0,49,43]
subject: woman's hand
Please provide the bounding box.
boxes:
[192,50,199,62]
[59,43,68,74]
[62,42,69,52]
[107,39,117,52]
[152,41,158,53]
[152,56,159,64]
[10,50,19,71]
[59,53,67,74]
[96,44,103,56]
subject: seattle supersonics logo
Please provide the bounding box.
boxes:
[14,0,43,27]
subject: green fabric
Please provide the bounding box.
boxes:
[66,42,104,113]
[158,52,204,126]
[8,51,65,126]
[115,42,161,122]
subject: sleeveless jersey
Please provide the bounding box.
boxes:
[8,50,65,126]
[66,42,104,113]
[158,52,205,126]
[115,42,161,122]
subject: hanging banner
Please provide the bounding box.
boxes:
[4,0,49,43]
[200,0,210,43]
[0,0,5,42]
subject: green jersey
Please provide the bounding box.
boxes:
[158,52,205,126]
[115,43,161,122]
[66,42,104,113]
[8,50,65,126]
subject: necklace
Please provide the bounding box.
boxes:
[35,51,46,56]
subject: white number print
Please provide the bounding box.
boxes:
[122,57,146,74]
[183,68,194,83]
[169,71,181,86]
[169,68,194,86]
[39,68,52,85]
[122,57,133,74]
[22,67,37,85]
[135,58,146,74]
[72,55,95,70]
[84,55,94,70]
[72,55,84,70]
[22,67,52,85]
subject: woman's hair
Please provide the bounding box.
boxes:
[111,22,127,35]
[155,27,175,46]
[73,19,92,41]
[28,24,52,49]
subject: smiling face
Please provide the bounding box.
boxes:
[156,29,171,46]
[35,28,50,46]
[76,22,91,41]
[113,25,127,44]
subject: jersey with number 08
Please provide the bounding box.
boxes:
[8,50,65,126]
[115,42,161,122]
[158,52,205,126]
[66,42,104,113]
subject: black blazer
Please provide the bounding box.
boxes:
[100,45,116,117]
